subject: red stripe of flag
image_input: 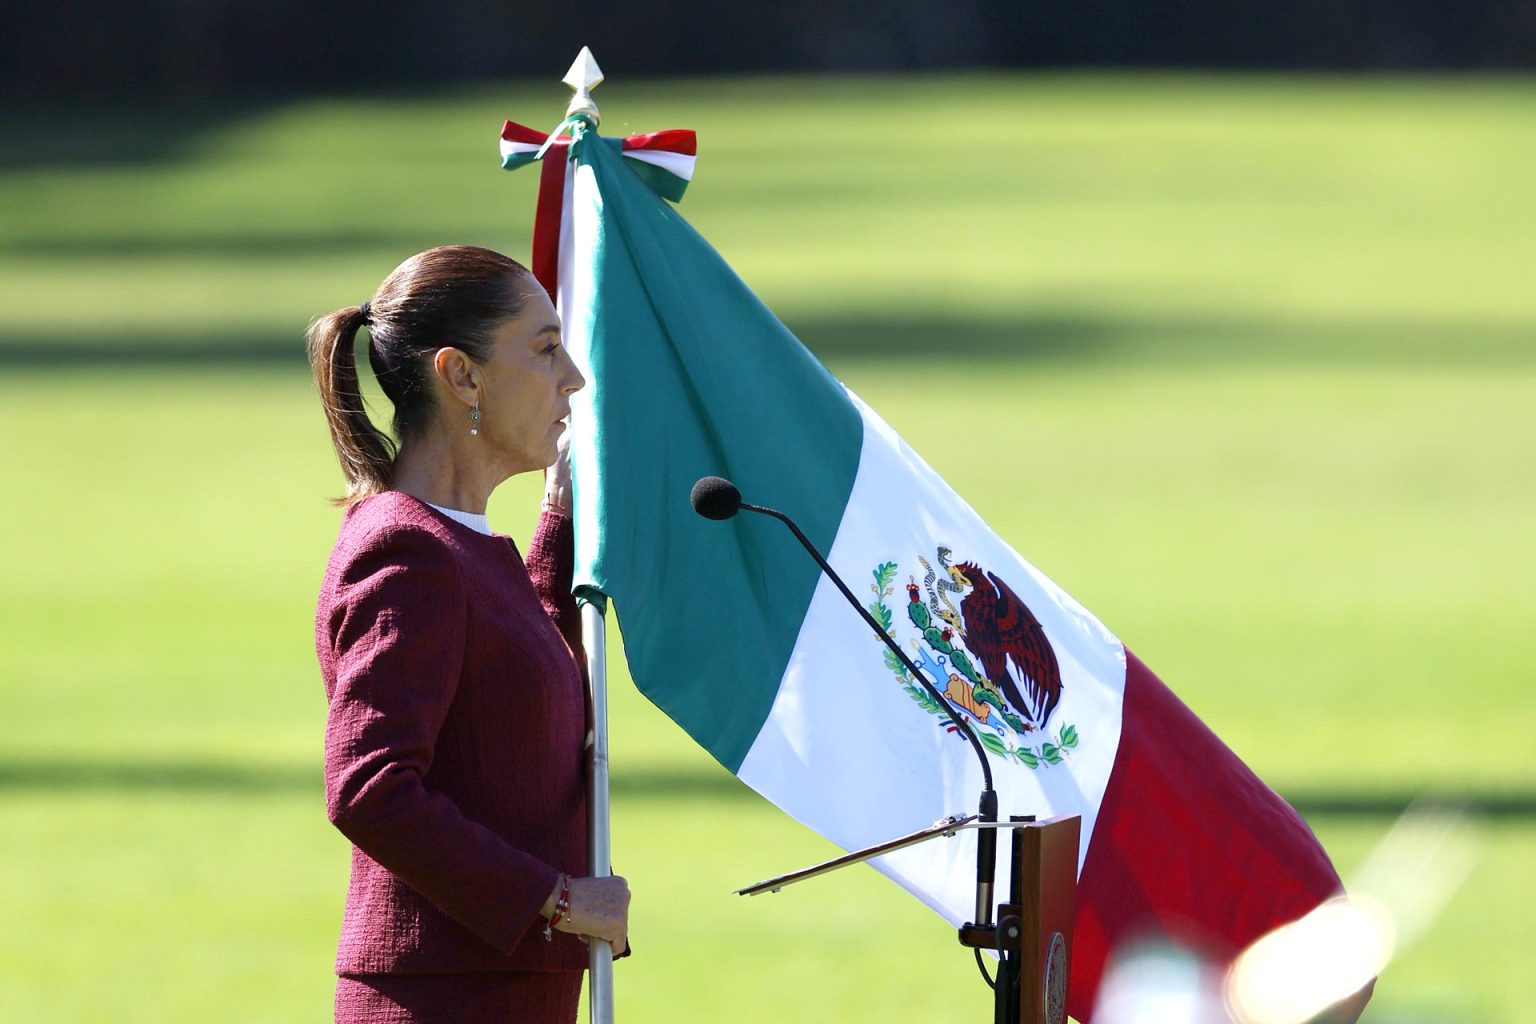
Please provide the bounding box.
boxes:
[1069,651,1353,1020]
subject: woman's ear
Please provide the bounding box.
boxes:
[432,347,481,407]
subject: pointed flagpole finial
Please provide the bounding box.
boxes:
[563,47,604,127]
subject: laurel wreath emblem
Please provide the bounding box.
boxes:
[869,560,1078,769]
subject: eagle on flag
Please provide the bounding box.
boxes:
[951,559,1065,733]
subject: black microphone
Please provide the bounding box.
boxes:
[690,476,742,521]
[691,475,1001,929]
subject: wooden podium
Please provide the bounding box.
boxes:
[738,813,1080,1024]
[958,816,1080,1024]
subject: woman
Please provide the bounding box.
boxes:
[306,245,629,1023]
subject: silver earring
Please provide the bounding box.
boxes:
[469,406,481,436]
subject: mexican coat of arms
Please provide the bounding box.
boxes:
[868,547,1080,768]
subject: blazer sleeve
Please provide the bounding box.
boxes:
[322,523,559,953]
[525,507,584,664]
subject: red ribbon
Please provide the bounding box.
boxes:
[501,120,696,300]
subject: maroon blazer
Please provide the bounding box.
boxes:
[315,491,589,976]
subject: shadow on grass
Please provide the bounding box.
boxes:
[1,758,1532,820]
[0,331,313,370]
[0,99,279,172]
[0,759,750,800]
[793,313,1536,369]
[0,758,320,794]
[3,230,435,261]
[4,313,1533,371]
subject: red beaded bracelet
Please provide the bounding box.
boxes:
[543,873,572,941]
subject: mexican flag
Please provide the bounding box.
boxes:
[502,117,1349,1019]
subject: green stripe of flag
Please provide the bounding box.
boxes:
[566,127,863,772]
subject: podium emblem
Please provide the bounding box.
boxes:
[1043,930,1067,1024]
[867,550,1081,769]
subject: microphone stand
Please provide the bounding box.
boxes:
[734,499,1001,906]
[701,482,1025,1022]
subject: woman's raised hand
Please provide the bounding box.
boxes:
[544,874,630,950]
[542,427,573,512]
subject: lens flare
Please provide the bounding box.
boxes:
[1095,939,1229,1024]
[1226,803,1479,1023]
[1225,894,1394,1024]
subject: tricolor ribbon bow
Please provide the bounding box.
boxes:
[500,119,697,298]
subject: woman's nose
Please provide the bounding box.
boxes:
[560,348,586,394]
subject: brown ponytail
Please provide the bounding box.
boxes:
[306,305,398,505]
[305,245,533,507]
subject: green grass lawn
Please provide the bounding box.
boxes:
[2,73,1533,1021]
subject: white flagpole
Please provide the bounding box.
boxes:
[581,599,615,1024]
[562,47,614,1024]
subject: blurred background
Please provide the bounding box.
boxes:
[2,4,1533,1022]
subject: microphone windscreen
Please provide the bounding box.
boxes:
[691,476,742,520]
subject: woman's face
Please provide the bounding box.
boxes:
[475,276,586,475]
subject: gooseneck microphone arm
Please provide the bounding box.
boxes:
[739,500,995,793]
[691,476,1001,928]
